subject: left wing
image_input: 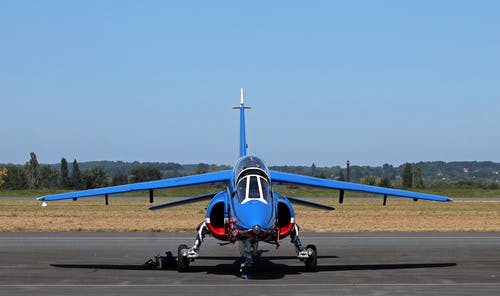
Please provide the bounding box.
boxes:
[270,170,452,202]
[38,170,233,201]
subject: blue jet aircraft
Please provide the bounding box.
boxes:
[38,89,452,275]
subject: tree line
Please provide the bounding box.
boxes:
[1,153,499,191]
[330,163,424,189]
[275,161,500,181]
[0,152,167,190]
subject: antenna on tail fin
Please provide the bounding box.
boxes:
[233,88,251,157]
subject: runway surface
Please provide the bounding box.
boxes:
[0,232,498,295]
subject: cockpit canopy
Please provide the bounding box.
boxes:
[233,156,272,204]
[233,156,270,182]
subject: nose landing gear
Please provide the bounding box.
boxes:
[239,239,258,277]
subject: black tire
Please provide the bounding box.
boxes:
[177,244,189,272]
[240,262,255,276]
[304,244,317,272]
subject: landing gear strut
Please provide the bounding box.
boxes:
[290,224,318,272]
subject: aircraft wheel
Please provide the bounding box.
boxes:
[239,262,255,276]
[304,244,317,272]
[177,244,190,272]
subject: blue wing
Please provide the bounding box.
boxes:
[38,170,233,201]
[269,170,452,202]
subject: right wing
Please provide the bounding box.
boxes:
[38,170,233,201]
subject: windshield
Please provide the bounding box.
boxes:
[235,175,271,204]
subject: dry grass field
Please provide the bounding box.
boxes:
[1,198,499,232]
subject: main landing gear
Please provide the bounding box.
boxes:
[177,244,190,272]
[291,224,318,272]
[176,221,209,272]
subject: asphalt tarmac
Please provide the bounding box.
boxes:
[0,232,498,295]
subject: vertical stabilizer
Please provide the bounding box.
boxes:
[233,88,251,157]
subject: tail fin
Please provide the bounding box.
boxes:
[232,88,251,157]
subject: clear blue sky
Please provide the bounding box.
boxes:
[1,0,499,167]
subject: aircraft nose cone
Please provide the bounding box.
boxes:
[252,224,261,235]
